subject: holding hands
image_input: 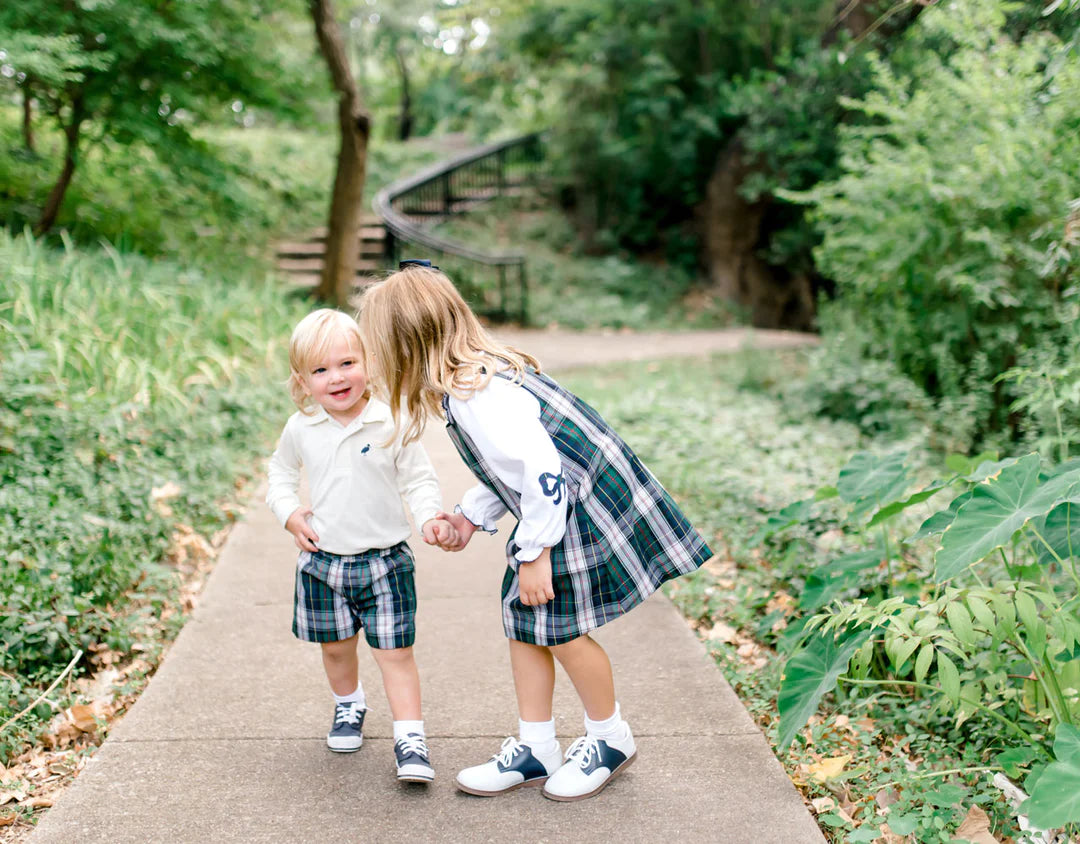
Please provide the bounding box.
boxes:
[426,510,477,552]
[422,516,461,549]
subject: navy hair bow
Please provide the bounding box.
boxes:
[399,258,439,270]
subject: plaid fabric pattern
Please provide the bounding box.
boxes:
[293,543,417,649]
[444,369,713,646]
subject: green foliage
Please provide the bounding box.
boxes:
[0,230,304,759]
[1024,722,1080,829]
[801,1,1080,443]
[0,0,311,231]
[767,445,1080,811]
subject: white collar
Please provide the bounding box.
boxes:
[299,396,390,427]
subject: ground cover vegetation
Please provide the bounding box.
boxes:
[563,353,1079,842]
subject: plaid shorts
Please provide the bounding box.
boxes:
[293,542,417,650]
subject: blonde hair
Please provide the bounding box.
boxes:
[287,308,366,413]
[357,265,540,444]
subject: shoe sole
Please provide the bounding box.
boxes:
[397,764,435,783]
[327,738,363,753]
[455,776,548,797]
[542,751,637,802]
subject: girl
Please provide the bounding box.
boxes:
[358,264,713,802]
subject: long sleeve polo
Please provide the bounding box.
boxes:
[449,376,568,562]
[266,398,441,555]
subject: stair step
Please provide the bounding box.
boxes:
[284,272,380,289]
[276,242,386,259]
[302,225,386,242]
[277,257,382,273]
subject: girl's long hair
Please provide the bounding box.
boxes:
[357,265,540,445]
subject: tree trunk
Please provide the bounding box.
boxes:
[22,85,35,153]
[697,0,926,329]
[35,96,84,236]
[395,44,413,142]
[697,140,814,329]
[309,0,371,307]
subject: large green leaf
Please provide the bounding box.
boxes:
[867,480,948,529]
[838,452,910,520]
[1033,501,1080,564]
[910,490,973,541]
[799,551,881,612]
[776,629,872,750]
[1022,722,1080,828]
[934,454,1080,582]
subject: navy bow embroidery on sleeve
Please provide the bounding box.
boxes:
[538,472,565,506]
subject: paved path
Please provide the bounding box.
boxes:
[31,329,823,843]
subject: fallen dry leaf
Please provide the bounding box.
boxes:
[0,790,26,806]
[19,797,53,810]
[811,796,837,814]
[0,812,15,826]
[954,805,998,844]
[706,622,738,643]
[66,704,98,733]
[807,754,852,782]
[150,481,182,501]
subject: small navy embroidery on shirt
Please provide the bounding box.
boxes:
[538,472,565,506]
[361,443,371,454]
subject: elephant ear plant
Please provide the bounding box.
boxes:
[764,450,1080,832]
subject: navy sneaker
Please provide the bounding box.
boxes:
[394,733,434,782]
[455,736,562,796]
[542,727,637,801]
[326,702,366,753]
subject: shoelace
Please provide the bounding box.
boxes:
[397,734,429,758]
[492,736,525,766]
[333,703,361,726]
[563,736,602,770]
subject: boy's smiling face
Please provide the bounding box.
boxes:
[303,334,369,424]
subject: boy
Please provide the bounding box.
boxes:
[266,309,455,782]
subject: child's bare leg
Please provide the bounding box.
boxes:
[509,640,556,721]
[549,634,616,720]
[370,645,422,720]
[321,635,360,695]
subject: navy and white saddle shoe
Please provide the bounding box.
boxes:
[394,733,435,783]
[455,736,562,796]
[326,702,366,753]
[542,727,637,802]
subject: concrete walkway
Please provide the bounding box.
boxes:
[31,329,823,844]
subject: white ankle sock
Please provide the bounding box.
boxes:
[393,720,425,741]
[585,703,625,741]
[519,718,558,755]
[333,686,366,709]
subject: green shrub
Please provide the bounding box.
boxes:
[0,231,304,758]
[798,0,1080,445]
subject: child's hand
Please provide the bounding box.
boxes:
[422,518,459,549]
[518,548,555,606]
[285,507,319,552]
[429,510,477,552]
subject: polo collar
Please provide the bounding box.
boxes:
[299,397,391,427]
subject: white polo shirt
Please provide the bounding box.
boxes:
[266,397,442,556]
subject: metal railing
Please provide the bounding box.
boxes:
[372,132,545,323]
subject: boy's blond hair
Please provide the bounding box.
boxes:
[287,309,365,413]
[357,265,540,445]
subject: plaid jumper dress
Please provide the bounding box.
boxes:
[443,369,713,646]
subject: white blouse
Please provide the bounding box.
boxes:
[450,376,568,563]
